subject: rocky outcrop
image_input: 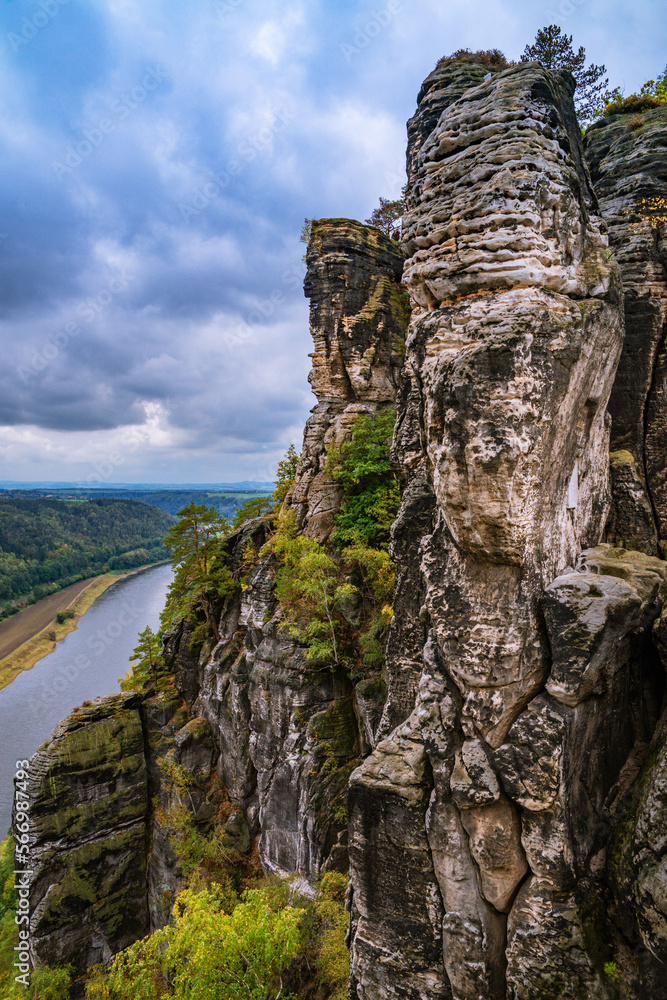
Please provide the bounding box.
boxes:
[346,60,666,1000]
[18,218,407,978]
[163,522,360,883]
[284,218,408,541]
[584,106,667,555]
[160,219,408,883]
[18,53,667,1000]
[22,693,150,970]
[609,716,667,983]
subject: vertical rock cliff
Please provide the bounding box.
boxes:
[17,55,667,1000]
[18,218,408,979]
[348,58,666,1000]
[162,219,407,885]
[22,694,149,969]
[284,219,407,541]
[584,106,667,555]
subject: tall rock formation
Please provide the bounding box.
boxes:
[17,218,408,979]
[584,106,667,555]
[22,694,150,969]
[162,219,408,882]
[17,56,667,1000]
[348,58,666,1000]
[284,218,407,541]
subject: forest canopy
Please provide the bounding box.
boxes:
[0,497,173,616]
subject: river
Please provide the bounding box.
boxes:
[0,562,173,834]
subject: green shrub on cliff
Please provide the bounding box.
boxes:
[231,444,301,530]
[268,409,398,676]
[120,626,169,693]
[82,871,349,1000]
[85,884,307,1000]
[272,444,300,505]
[160,503,236,644]
[272,513,352,669]
[0,836,18,999]
[327,408,399,548]
[603,68,667,115]
[310,872,349,1000]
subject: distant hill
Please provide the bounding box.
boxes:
[0,497,174,619]
[0,487,274,519]
[0,481,275,491]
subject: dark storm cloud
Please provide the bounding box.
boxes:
[0,0,663,480]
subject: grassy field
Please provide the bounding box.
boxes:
[0,578,95,661]
[0,567,162,691]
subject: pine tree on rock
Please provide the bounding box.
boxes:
[522,24,609,122]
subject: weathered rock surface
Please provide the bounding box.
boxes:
[347,58,667,1000]
[609,723,667,976]
[284,218,408,542]
[21,217,406,980]
[22,693,149,970]
[585,106,667,555]
[20,55,667,1000]
[160,219,407,883]
[21,682,230,972]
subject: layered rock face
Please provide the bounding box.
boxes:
[584,107,667,555]
[162,219,407,882]
[348,60,667,1000]
[19,59,667,1000]
[18,219,407,977]
[285,218,407,541]
[22,694,149,969]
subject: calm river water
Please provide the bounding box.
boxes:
[0,562,173,834]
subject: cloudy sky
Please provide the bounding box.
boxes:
[0,0,664,484]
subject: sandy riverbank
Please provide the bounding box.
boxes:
[0,563,170,691]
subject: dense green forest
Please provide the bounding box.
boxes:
[0,489,272,519]
[0,498,173,619]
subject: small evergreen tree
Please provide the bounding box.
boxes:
[522,25,609,122]
[230,496,274,530]
[272,443,300,504]
[161,503,235,644]
[121,625,166,691]
[365,194,406,238]
[300,218,313,261]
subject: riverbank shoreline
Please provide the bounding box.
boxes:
[0,561,171,691]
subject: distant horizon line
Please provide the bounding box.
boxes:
[0,480,275,490]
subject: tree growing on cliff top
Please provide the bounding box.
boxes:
[272,443,300,504]
[121,625,168,692]
[230,443,300,529]
[161,503,235,644]
[522,25,609,122]
[365,194,406,238]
